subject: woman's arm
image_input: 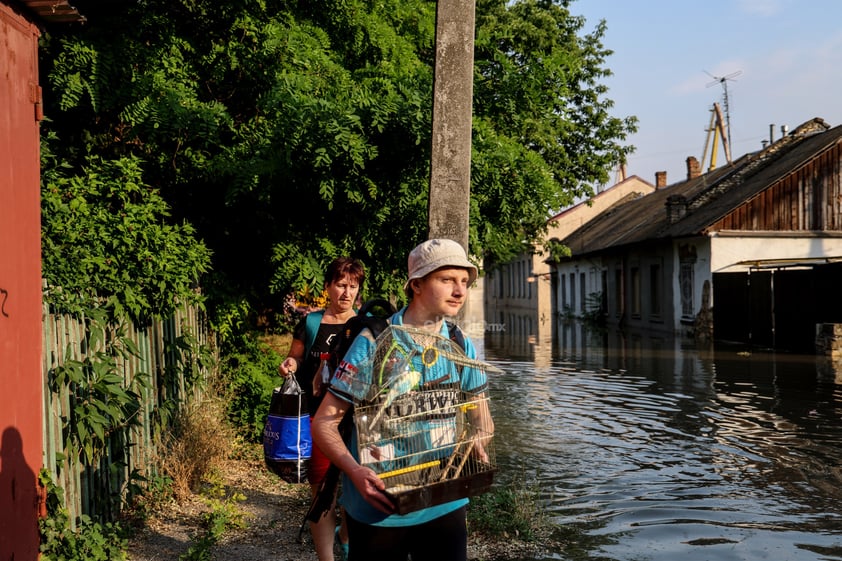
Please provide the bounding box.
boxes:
[279,338,305,377]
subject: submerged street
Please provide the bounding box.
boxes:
[479,318,842,561]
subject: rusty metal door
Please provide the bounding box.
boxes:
[0,4,45,560]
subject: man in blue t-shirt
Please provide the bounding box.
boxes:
[312,239,494,561]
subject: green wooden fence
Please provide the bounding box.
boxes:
[41,298,216,523]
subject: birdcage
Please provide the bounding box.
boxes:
[350,325,499,515]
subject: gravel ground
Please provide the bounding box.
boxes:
[125,446,547,561]
[126,452,320,561]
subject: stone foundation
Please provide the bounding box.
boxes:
[816,324,842,383]
[816,323,842,357]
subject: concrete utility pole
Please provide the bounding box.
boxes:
[427,0,475,251]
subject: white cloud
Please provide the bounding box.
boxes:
[737,0,784,17]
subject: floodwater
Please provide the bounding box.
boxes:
[477,318,842,561]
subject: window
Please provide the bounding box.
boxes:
[600,270,608,316]
[515,261,520,298]
[569,273,576,312]
[649,263,662,318]
[614,268,623,317]
[560,273,567,309]
[680,262,694,318]
[580,272,587,313]
[678,244,698,320]
[630,267,640,317]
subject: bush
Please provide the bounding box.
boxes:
[41,154,211,322]
[218,332,283,441]
[39,470,129,561]
[468,468,550,541]
[158,398,233,499]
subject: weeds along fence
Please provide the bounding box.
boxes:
[41,297,217,524]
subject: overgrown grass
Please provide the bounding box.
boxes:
[140,396,249,561]
[178,476,247,561]
[468,468,551,541]
[158,398,233,500]
[260,332,292,356]
[39,393,236,560]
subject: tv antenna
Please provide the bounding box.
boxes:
[705,69,741,152]
[701,102,731,170]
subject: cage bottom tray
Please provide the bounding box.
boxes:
[384,469,497,515]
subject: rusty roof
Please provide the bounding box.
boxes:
[11,0,86,24]
[560,117,842,257]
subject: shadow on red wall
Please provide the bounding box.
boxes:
[0,427,39,560]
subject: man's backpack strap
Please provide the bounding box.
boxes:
[445,320,466,352]
[357,298,395,336]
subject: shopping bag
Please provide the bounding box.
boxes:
[263,375,312,484]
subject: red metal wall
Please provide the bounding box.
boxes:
[0,3,45,560]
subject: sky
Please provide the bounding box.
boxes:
[571,0,842,188]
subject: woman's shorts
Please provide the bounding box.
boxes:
[307,428,331,485]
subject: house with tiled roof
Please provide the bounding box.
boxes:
[552,117,842,352]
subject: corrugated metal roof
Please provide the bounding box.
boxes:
[12,0,85,24]
[560,117,842,257]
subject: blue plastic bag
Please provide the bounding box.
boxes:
[263,375,312,484]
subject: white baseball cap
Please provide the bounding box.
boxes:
[403,239,478,294]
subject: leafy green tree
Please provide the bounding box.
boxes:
[39,0,635,319]
[41,151,211,321]
[472,0,637,266]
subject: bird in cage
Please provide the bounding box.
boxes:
[340,324,500,513]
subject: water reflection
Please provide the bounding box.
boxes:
[481,316,842,561]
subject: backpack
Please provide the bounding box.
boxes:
[328,298,464,373]
[329,298,397,375]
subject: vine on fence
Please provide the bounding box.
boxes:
[41,302,218,554]
[48,308,149,465]
[39,469,128,561]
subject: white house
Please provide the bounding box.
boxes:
[481,176,655,362]
[552,118,842,352]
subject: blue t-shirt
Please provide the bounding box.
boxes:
[328,308,487,526]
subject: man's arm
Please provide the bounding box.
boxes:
[311,392,396,514]
[467,393,494,463]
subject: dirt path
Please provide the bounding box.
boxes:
[125,446,534,561]
[127,452,320,561]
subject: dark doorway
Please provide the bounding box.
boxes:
[714,264,842,353]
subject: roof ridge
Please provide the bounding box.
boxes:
[686,118,830,212]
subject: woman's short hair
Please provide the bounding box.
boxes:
[325,256,365,289]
